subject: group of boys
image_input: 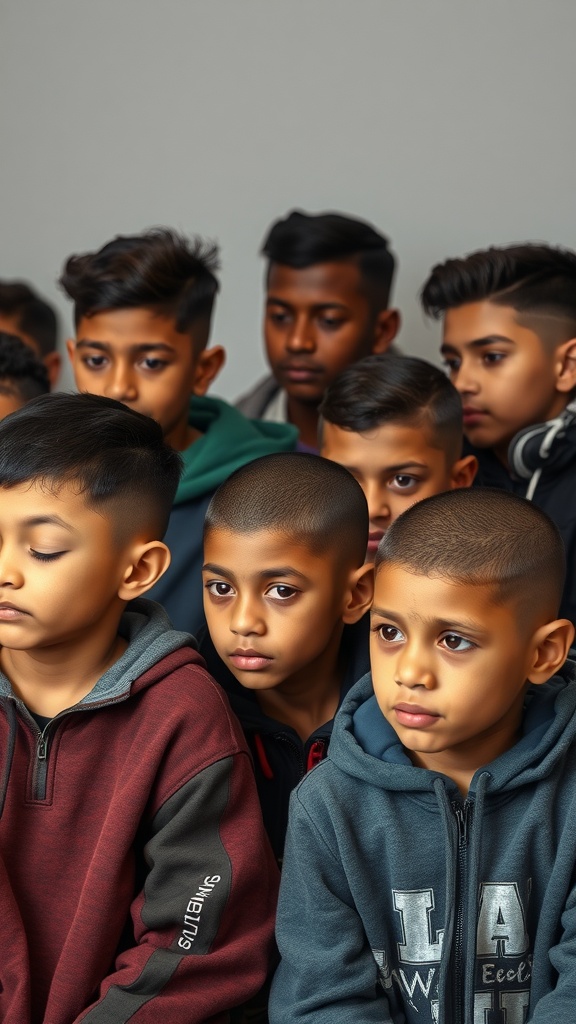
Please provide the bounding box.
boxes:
[0,212,576,1022]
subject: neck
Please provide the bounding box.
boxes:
[285,395,320,449]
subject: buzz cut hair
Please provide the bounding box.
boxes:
[375,488,565,621]
[319,353,463,463]
[205,452,369,567]
[261,209,396,310]
[0,392,182,540]
[421,243,576,347]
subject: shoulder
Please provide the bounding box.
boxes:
[235,375,279,416]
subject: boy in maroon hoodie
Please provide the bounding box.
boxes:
[0,393,278,1024]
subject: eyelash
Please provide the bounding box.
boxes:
[30,549,66,562]
[372,624,476,652]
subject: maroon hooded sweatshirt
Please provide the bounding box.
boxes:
[0,599,279,1024]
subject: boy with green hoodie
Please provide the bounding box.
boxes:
[63,228,297,634]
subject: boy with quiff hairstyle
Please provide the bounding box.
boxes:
[200,452,373,861]
[236,210,400,450]
[271,488,576,1023]
[62,227,296,635]
[0,393,278,1024]
[319,353,476,558]
[421,242,576,622]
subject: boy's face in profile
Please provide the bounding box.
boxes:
[264,262,396,405]
[0,480,135,659]
[203,527,367,694]
[67,308,224,451]
[370,563,544,781]
[441,300,572,463]
[322,420,476,559]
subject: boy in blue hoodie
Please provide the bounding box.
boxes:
[271,488,576,1023]
[62,228,297,635]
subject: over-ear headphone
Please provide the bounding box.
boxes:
[508,401,576,500]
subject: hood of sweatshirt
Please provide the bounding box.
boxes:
[330,659,576,801]
[175,395,298,504]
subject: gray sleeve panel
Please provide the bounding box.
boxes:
[80,758,234,1023]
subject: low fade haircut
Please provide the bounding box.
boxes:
[421,243,576,348]
[0,393,182,540]
[376,488,565,621]
[60,227,220,350]
[0,281,59,356]
[205,452,369,568]
[262,210,396,310]
[319,353,463,463]
[0,333,50,402]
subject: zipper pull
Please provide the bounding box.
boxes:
[454,801,470,845]
[37,732,48,760]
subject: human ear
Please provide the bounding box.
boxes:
[449,454,478,489]
[554,338,576,394]
[372,309,401,353]
[118,541,171,600]
[192,345,226,396]
[43,351,61,389]
[527,618,575,684]
[342,563,374,624]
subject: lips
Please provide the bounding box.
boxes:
[462,406,488,424]
[0,602,27,620]
[229,648,273,671]
[366,529,385,556]
[393,703,440,729]
[276,362,323,383]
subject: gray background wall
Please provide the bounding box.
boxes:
[2,0,575,398]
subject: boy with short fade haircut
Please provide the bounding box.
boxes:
[320,353,476,558]
[0,393,278,1024]
[62,228,296,635]
[201,452,374,861]
[0,331,50,419]
[271,488,576,1023]
[0,280,60,386]
[236,210,400,451]
[421,243,576,622]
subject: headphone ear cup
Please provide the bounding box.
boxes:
[508,423,548,480]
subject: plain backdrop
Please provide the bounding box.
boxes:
[2,0,575,397]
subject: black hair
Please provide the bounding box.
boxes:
[0,393,182,539]
[205,452,368,567]
[375,488,565,620]
[421,244,576,344]
[0,333,50,402]
[59,228,220,349]
[261,210,396,309]
[319,353,463,462]
[0,281,58,356]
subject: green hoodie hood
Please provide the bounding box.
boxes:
[175,395,298,504]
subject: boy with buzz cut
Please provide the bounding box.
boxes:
[0,331,50,419]
[271,488,576,1023]
[236,210,400,451]
[421,243,576,623]
[200,452,374,861]
[62,228,297,636]
[319,353,477,558]
[0,393,278,1024]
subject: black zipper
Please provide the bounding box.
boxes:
[452,799,472,1024]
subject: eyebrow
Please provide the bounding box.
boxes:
[76,340,176,353]
[441,334,515,353]
[23,515,76,533]
[343,461,429,474]
[266,298,349,312]
[202,562,310,582]
[371,606,486,635]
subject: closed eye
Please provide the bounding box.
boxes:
[30,549,67,562]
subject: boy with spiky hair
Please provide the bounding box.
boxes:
[0,393,278,1024]
[62,227,296,635]
[320,353,476,558]
[0,280,61,387]
[236,210,400,450]
[271,488,576,1023]
[200,452,374,861]
[0,331,50,418]
[421,243,576,622]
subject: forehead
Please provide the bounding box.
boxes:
[266,261,367,307]
[0,478,111,529]
[442,300,544,350]
[204,526,337,577]
[75,307,196,351]
[374,562,506,625]
[322,419,446,470]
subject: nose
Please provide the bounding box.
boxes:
[365,482,392,526]
[285,315,316,354]
[230,594,266,637]
[0,545,23,589]
[105,362,138,403]
[394,642,436,690]
[452,358,479,397]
